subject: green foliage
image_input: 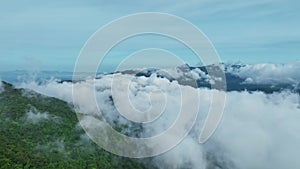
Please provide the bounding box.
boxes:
[0,82,152,169]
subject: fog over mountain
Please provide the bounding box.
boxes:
[1,62,298,169]
[1,0,299,168]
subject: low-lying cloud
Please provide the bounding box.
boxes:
[24,106,60,124]
[226,62,300,85]
[18,67,300,169]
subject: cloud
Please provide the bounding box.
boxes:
[153,136,207,169]
[24,106,60,124]
[19,80,74,102]
[226,62,300,85]
[18,69,300,169]
[211,91,300,169]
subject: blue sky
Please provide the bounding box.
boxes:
[0,0,299,71]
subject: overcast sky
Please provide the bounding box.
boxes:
[0,0,299,71]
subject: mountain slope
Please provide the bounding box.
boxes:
[0,81,150,169]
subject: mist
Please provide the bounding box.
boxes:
[226,62,300,85]
[24,106,61,124]
[16,64,300,169]
[0,80,3,93]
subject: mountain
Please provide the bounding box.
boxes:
[1,63,299,94]
[1,62,299,169]
[0,81,151,169]
[120,64,299,94]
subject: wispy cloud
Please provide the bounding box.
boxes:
[0,0,299,71]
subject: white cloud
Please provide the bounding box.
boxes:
[227,62,300,85]
[211,91,300,169]
[19,80,74,102]
[19,71,300,169]
[26,111,49,124]
[24,106,60,124]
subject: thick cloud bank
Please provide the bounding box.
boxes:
[226,62,300,85]
[212,91,300,169]
[18,68,300,169]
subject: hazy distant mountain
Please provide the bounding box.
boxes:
[1,62,299,169]
[2,63,298,94]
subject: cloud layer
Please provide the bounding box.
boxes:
[226,62,300,85]
[18,67,300,169]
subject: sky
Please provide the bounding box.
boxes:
[0,0,299,72]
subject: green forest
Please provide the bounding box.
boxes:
[0,82,155,169]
